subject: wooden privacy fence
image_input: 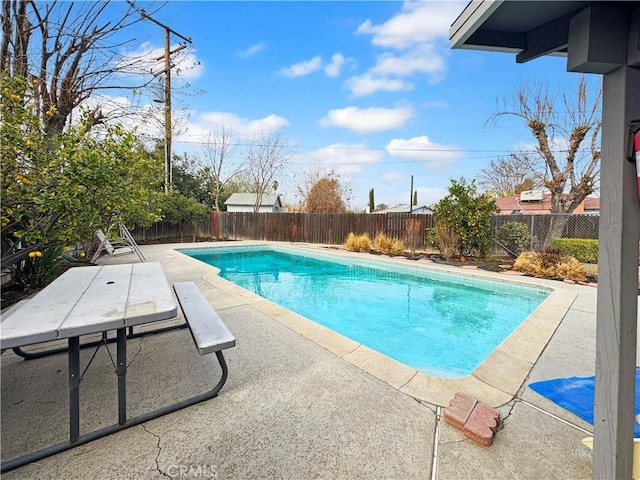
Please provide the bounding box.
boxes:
[130,212,601,251]
[131,221,212,243]
[212,212,434,248]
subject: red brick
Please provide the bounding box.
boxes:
[464,403,501,447]
[444,393,478,431]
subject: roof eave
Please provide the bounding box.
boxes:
[449,0,504,50]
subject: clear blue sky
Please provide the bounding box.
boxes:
[116,1,600,211]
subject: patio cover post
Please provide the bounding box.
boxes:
[594,62,640,479]
[450,2,640,477]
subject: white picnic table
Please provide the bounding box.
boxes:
[0,262,180,472]
[1,262,177,348]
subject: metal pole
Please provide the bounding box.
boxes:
[117,328,127,425]
[164,28,172,193]
[68,337,80,443]
[530,215,534,250]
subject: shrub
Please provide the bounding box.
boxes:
[496,221,530,257]
[373,232,405,255]
[513,248,587,281]
[405,218,423,255]
[555,257,587,282]
[432,178,497,257]
[512,251,538,276]
[345,232,371,252]
[430,222,461,260]
[10,244,66,291]
[537,246,566,270]
[551,238,598,264]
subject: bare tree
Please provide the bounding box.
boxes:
[245,129,292,213]
[491,75,602,243]
[1,0,166,135]
[477,154,538,197]
[202,126,246,211]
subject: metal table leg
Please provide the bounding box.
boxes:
[68,337,80,443]
[117,328,127,425]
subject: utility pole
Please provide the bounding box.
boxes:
[129,2,192,193]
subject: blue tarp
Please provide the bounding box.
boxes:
[529,367,640,437]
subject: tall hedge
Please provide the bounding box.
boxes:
[551,238,598,263]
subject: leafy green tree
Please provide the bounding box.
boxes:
[172,153,216,209]
[432,178,498,258]
[1,74,164,268]
[158,191,210,242]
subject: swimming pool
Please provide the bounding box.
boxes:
[179,245,550,378]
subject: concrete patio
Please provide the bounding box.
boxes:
[0,241,631,479]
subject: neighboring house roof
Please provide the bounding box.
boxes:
[583,196,600,211]
[224,193,282,208]
[372,205,432,214]
[495,193,600,215]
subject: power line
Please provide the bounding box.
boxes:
[167,137,596,156]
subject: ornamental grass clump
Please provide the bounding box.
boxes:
[373,232,405,255]
[345,232,371,252]
[513,247,586,282]
[429,222,461,260]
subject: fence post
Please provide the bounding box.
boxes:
[530,215,534,250]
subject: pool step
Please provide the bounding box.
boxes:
[444,392,501,446]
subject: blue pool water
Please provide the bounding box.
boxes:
[180,245,549,378]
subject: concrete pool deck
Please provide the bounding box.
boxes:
[1,241,635,479]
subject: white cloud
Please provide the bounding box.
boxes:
[324,53,346,77]
[349,1,463,96]
[345,74,413,97]
[371,45,446,79]
[383,171,403,182]
[320,106,414,134]
[193,111,289,139]
[386,135,463,172]
[118,42,204,81]
[356,1,465,50]
[279,56,323,77]
[307,143,384,177]
[237,43,265,58]
[280,53,352,78]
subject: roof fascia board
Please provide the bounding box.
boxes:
[449,0,504,48]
